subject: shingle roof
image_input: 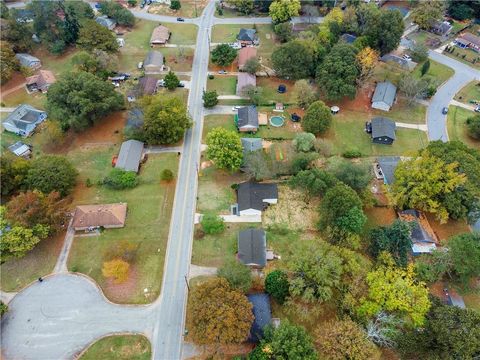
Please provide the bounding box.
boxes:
[8,141,30,157]
[72,203,127,229]
[458,32,480,47]
[241,137,262,156]
[3,104,45,131]
[237,72,256,95]
[432,21,452,35]
[238,228,267,267]
[372,81,397,108]
[144,51,164,66]
[237,182,278,212]
[150,25,170,44]
[399,210,435,243]
[340,33,357,43]
[96,15,116,28]
[238,47,257,68]
[247,293,272,343]
[115,140,144,173]
[15,53,41,68]
[237,106,258,128]
[371,117,396,140]
[377,156,401,185]
[138,76,158,95]
[238,28,257,42]
[26,70,56,90]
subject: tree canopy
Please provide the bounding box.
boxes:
[77,19,119,53]
[368,220,412,267]
[364,6,404,55]
[226,0,254,14]
[302,100,332,135]
[202,90,219,108]
[269,0,301,23]
[293,79,317,109]
[211,43,238,67]
[293,132,315,152]
[0,41,18,85]
[163,71,180,90]
[206,127,243,171]
[272,40,316,80]
[99,1,135,26]
[289,168,338,197]
[0,154,30,196]
[217,259,252,293]
[411,0,445,30]
[328,158,372,192]
[466,114,480,140]
[265,270,290,304]
[448,232,480,284]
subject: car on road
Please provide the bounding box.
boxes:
[218,70,227,74]
[229,42,242,49]
[177,17,185,22]
[442,107,449,115]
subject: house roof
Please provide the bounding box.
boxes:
[432,21,452,35]
[238,47,257,68]
[377,156,401,185]
[241,137,262,155]
[237,181,278,212]
[3,104,45,131]
[458,32,480,47]
[96,15,116,28]
[238,228,267,267]
[237,72,256,94]
[399,209,437,244]
[150,25,170,43]
[447,291,466,309]
[238,28,257,42]
[72,203,127,229]
[26,70,56,88]
[115,140,144,173]
[126,108,144,129]
[372,81,397,107]
[144,51,164,66]
[139,76,158,95]
[15,53,41,67]
[380,54,417,71]
[371,117,396,140]
[340,33,357,44]
[237,106,258,128]
[247,293,272,343]
[8,141,30,157]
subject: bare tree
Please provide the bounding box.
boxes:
[366,312,403,348]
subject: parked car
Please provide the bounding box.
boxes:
[218,70,227,74]
[232,106,241,111]
[157,79,165,87]
[442,107,448,115]
[402,54,412,61]
[177,17,185,22]
[137,62,143,69]
[475,106,480,113]
[178,82,185,88]
[229,42,241,49]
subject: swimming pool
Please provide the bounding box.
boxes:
[270,116,285,127]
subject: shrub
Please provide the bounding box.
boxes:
[342,150,362,158]
[170,0,181,10]
[466,115,480,140]
[265,270,289,304]
[0,301,8,316]
[161,169,174,181]
[103,168,138,189]
[201,213,225,234]
[217,259,252,293]
[85,178,93,187]
[102,258,130,284]
[293,132,315,152]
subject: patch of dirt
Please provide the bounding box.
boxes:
[364,206,397,227]
[185,343,254,360]
[103,265,139,303]
[332,86,374,113]
[210,60,238,73]
[0,72,26,96]
[425,213,470,244]
[200,160,212,169]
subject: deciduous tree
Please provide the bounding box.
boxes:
[368,220,412,267]
[243,57,260,75]
[466,114,480,139]
[0,155,31,196]
[328,158,372,192]
[269,0,300,23]
[226,0,254,14]
[411,0,445,30]
[206,127,243,171]
[202,90,219,108]
[217,259,252,293]
[102,258,130,284]
[211,43,237,67]
[0,41,18,84]
[272,40,315,80]
[289,168,338,197]
[364,8,404,55]
[448,232,480,284]
[302,100,332,135]
[103,169,138,190]
[200,213,225,234]
[293,132,315,152]
[273,21,293,43]
[293,79,317,109]
[99,2,135,26]
[356,46,379,85]
[77,19,119,53]
[170,0,181,10]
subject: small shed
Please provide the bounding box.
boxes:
[275,103,284,111]
[95,15,116,30]
[15,53,41,69]
[445,289,466,309]
[247,293,272,343]
[115,140,145,173]
[370,117,396,145]
[237,228,267,268]
[340,33,357,44]
[241,137,262,157]
[372,81,397,111]
[8,141,31,158]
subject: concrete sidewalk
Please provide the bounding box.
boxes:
[450,99,476,111]
[396,122,428,131]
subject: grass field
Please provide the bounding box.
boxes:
[454,81,480,104]
[443,47,480,70]
[447,106,480,149]
[207,76,237,95]
[67,152,178,304]
[32,47,77,77]
[413,59,455,85]
[202,115,236,141]
[372,100,427,125]
[2,88,46,109]
[80,335,151,360]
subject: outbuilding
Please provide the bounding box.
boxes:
[25,70,56,93]
[15,53,41,69]
[115,140,145,173]
[371,81,397,111]
[8,141,31,158]
[247,293,272,343]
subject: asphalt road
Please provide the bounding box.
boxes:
[427,50,480,141]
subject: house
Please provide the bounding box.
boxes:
[95,15,116,30]
[15,9,34,23]
[368,117,396,145]
[376,156,401,185]
[236,106,259,132]
[25,70,56,93]
[150,25,171,46]
[237,28,258,46]
[2,104,47,137]
[455,32,480,52]
[144,51,165,73]
[238,47,257,71]
[372,81,397,111]
[235,181,278,216]
[238,228,267,268]
[138,76,159,97]
[8,141,31,158]
[431,21,452,36]
[247,293,272,343]
[72,203,128,231]
[115,140,145,173]
[380,54,417,71]
[236,72,256,95]
[340,33,357,44]
[241,137,262,157]
[15,53,41,69]
[398,209,438,255]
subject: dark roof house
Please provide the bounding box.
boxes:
[144,51,165,73]
[238,229,267,268]
[237,28,258,44]
[377,156,401,185]
[399,209,438,255]
[115,140,145,173]
[372,81,397,111]
[371,117,396,145]
[431,21,452,36]
[236,181,278,216]
[445,289,466,309]
[72,203,127,231]
[236,106,258,132]
[2,104,47,137]
[247,293,272,343]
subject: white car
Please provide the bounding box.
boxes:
[232,106,241,111]
[402,54,412,61]
[229,42,241,50]
[137,61,143,69]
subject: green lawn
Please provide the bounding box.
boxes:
[413,59,455,85]
[372,99,427,125]
[212,24,253,43]
[32,47,77,77]
[256,78,296,105]
[202,115,236,141]
[0,127,44,156]
[167,23,198,45]
[447,106,480,149]
[454,81,480,104]
[80,335,151,360]
[67,152,178,304]
[2,88,46,110]
[443,47,480,70]
[207,76,237,95]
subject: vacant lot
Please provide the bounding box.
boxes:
[162,47,195,72]
[207,76,237,95]
[147,0,207,18]
[454,81,480,104]
[447,106,479,149]
[68,152,178,304]
[80,335,151,360]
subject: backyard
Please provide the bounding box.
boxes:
[447,106,479,149]
[80,335,151,360]
[454,81,480,104]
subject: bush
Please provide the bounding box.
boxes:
[342,150,362,158]
[217,259,252,293]
[265,270,289,304]
[0,301,8,316]
[203,90,218,108]
[103,168,138,189]
[302,101,332,135]
[293,132,315,152]
[102,258,130,284]
[85,178,93,187]
[201,213,225,234]
[161,169,174,181]
[170,0,181,10]
[466,115,480,140]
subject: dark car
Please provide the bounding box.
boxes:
[442,107,448,115]
[177,17,185,22]
[291,113,301,122]
[178,82,185,88]
[277,84,286,93]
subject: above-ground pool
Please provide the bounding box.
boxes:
[270,116,285,127]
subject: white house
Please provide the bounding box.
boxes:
[2,104,47,137]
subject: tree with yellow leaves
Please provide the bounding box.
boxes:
[356,47,379,85]
[102,259,130,284]
[269,0,301,24]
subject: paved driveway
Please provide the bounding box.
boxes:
[1,274,154,360]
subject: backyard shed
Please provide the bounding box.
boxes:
[398,209,438,255]
[72,203,127,231]
[372,81,397,111]
[247,293,272,343]
[115,140,145,173]
[15,53,41,69]
[370,117,396,145]
[8,141,31,158]
[95,15,116,30]
[237,228,267,268]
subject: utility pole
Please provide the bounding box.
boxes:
[194,0,197,17]
[184,275,190,291]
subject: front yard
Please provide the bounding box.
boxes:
[447,105,480,149]
[443,46,480,70]
[454,81,480,104]
[80,335,151,360]
[207,76,237,95]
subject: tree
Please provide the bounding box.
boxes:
[358,254,431,327]
[466,114,480,140]
[448,232,480,284]
[328,158,371,192]
[25,156,78,197]
[410,43,429,63]
[226,0,253,14]
[398,73,428,105]
[414,248,453,283]
[1,2,9,19]
[0,155,30,196]
[289,168,338,197]
[189,278,254,345]
[316,43,359,101]
[102,258,130,284]
[420,60,430,77]
[206,127,243,171]
[356,46,379,85]
[368,220,412,267]
[302,101,332,135]
[365,8,404,55]
[142,95,191,144]
[0,41,18,84]
[366,312,403,348]
[170,0,181,10]
[243,57,260,75]
[293,132,315,152]
[99,2,135,27]
[5,190,67,232]
[0,301,7,316]
[200,213,225,234]
[77,19,119,53]
[411,0,445,30]
[390,154,467,223]
[449,2,474,20]
[315,318,378,360]
[217,259,252,293]
[202,90,219,108]
[128,0,138,7]
[272,40,315,80]
[242,85,263,105]
[63,4,80,45]
[47,71,124,131]
[269,0,301,23]
[1,19,33,52]
[103,169,138,189]
[211,43,237,67]
[273,22,292,43]
[37,121,65,151]
[265,270,289,304]
[293,79,316,109]
[163,71,180,90]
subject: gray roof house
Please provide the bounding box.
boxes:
[236,72,256,96]
[372,81,397,111]
[380,54,417,71]
[15,53,41,69]
[96,15,116,30]
[236,181,278,216]
[247,293,272,343]
[115,140,145,173]
[8,141,31,158]
[236,106,259,132]
[238,228,267,268]
[241,137,262,157]
[237,28,258,45]
[377,156,401,185]
[371,117,396,145]
[2,104,47,137]
[431,21,452,36]
[399,209,438,255]
[144,51,165,74]
[340,33,357,44]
